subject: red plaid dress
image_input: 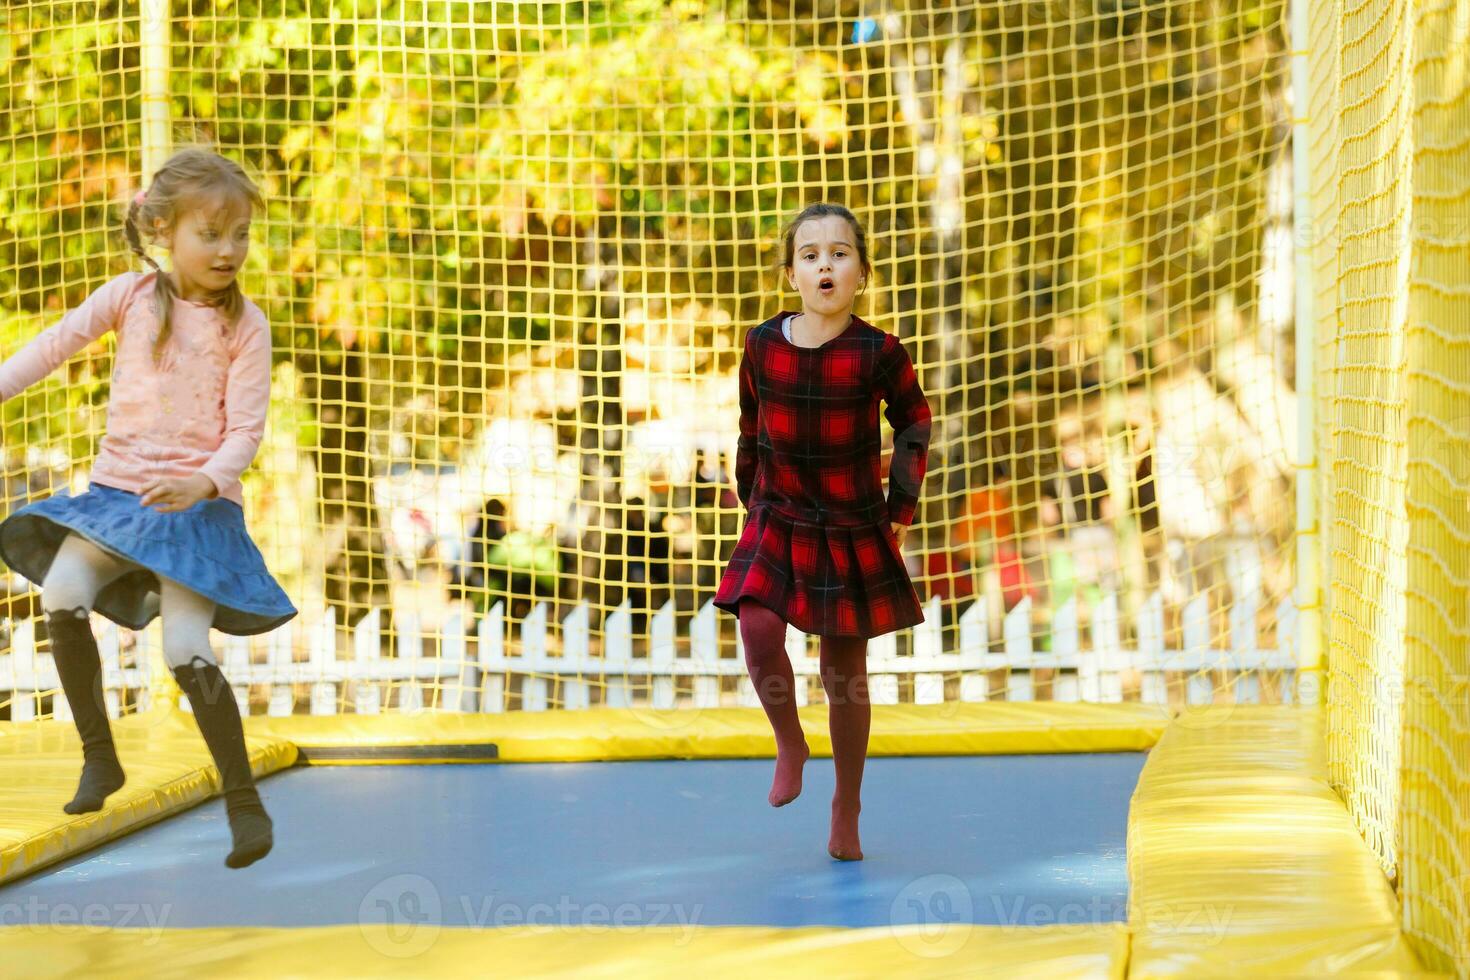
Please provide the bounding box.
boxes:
[713,312,933,637]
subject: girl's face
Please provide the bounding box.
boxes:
[161,196,252,299]
[785,215,865,316]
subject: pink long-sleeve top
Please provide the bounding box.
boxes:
[0,271,272,507]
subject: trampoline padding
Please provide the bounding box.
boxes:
[1127,704,1426,976]
[0,921,1130,978]
[245,701,1168,765]
[0,709,296,886]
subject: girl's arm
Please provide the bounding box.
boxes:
[734,333,759,507]
[0,274,136,402]
[878,334,933,526]
[196,309,272,496]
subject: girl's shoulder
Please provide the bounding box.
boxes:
[849,315,894,349]
[98,269,152,307]
[238,295,268,330]
[80,270,154,331]
[225,296,270,352]
[847,317,916,364]
[745,311,789,349]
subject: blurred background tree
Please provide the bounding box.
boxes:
[0,0,1292,636]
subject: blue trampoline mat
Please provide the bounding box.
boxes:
[0,753,1144,931]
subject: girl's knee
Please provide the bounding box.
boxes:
[160,617,216,670]
[161,641,217,671]
[738,598,781,629]
[41,576,96,616]
[738,599,786,651]
[42,534,129,615]
[158,580,219,669]
[821,634,868,659]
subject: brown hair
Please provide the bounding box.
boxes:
[779,202,874,289]
[124,148,264,360]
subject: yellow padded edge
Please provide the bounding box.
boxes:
[0,709,297,887]
[246,702,1168,764]
[1126,705,1436,977]
[0,922,1129,978]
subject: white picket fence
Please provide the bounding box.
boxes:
[1,587,1300,720]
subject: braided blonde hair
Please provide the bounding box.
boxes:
[125,148,264,360]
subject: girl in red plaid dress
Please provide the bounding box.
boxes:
[713,203,932,860]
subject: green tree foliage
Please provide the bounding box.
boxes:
[0,0,1290,620]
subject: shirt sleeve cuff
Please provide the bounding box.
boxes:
[887,497,917,526]
[196,466,230,498]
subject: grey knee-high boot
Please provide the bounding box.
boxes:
[171,655,273,869]
[47,607,126,814]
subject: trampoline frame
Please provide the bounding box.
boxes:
[0,702,1427,977]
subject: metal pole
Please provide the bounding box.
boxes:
[1291,0,1322,705]
[140,0,181,711]
[140,0,171,185]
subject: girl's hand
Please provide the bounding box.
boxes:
[891,522,908,549]
[140,473,217,513]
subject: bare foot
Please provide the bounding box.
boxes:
[768,740,810,807]
[828,800,863,860]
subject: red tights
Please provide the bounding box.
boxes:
[738,598,868,860]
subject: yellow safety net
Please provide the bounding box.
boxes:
[2,3,1467,971]
[1,1,1299,719]
[1309,0,1470,972]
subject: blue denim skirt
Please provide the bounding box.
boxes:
[0,482,297,636]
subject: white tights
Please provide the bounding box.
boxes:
[41,533,218,669]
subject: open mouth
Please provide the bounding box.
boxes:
[818,277,834,292]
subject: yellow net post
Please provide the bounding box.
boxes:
[1290,0,1323,706]
[139,0,180,713]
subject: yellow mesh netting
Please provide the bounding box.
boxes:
[3,0,1467,971]
[2,1,1299,718]
[1310,0,1470,971]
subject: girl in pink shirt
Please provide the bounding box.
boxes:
[0,148,294,869]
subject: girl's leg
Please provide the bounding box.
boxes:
[819,633,869,861]
[160,579,273,869]
[738,598,809,806]
[41,534,136,814]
